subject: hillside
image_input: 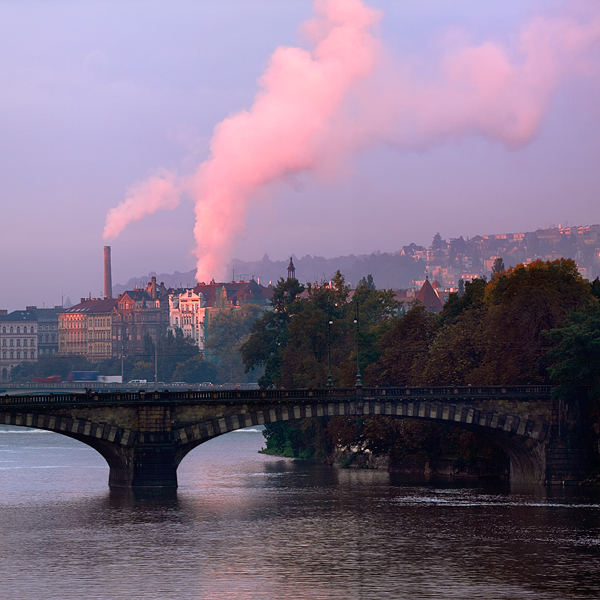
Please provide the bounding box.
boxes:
[114,224,600,293]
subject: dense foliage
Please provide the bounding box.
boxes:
[247,260,600,470]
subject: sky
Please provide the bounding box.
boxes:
[1,0,600,310]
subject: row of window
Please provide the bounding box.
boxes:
[39,333,57,343]
[2,339,35,347]
[62,330,109,342]
[1,326,35,334]
[2,351,35,360]
[88,345,111,355]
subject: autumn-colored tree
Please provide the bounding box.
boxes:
[417,307,488,385]
[478,259,594,384]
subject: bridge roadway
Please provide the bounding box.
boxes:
[0,385,594,488]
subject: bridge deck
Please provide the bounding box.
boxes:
[1,385,554,407]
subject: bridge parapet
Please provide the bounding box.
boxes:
[1,385,555,407]
[1,385,595,488]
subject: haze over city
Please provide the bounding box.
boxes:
[2,0,600,311]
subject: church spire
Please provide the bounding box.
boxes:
[287,256,296,280]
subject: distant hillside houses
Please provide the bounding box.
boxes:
[218,224,600,291]
[3,224,600,381]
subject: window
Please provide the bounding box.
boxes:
[2,352,5,359]
[9,340,13,347]
[9,327,13,334]
[23,340,27,347]
[16,351,20,359]
[16,327,20,334]
[31,339,34,347]
[1,327,5,334]
[10,351,13,359]
[16,340,20,347]
[1,340,4,347]
[30,351,35,359]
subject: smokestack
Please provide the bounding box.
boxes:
[104,246,113,299]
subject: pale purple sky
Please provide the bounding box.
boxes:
[1,0,599,310]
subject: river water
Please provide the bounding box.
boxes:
[0,425,599,600]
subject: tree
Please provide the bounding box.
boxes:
[367,304,438,386]
[172,354,217,384]
[491,257,505,276]
[431,232,445,251]
[591,277,600,300]
[546,303,600,399]
[206,304,265,383]
[242,272,398,388]
[357,274,376,290]
[479,259,594,384]
[439,277,487,327]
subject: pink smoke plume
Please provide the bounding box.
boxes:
[103,0,600,281]
[103,170,180,240]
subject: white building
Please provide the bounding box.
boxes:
[169,289,206,351]
[0,310,38,381]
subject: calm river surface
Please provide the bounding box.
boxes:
[0,425,599,600]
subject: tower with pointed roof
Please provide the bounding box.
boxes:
[415,279,444,314]
[287,257,296,280]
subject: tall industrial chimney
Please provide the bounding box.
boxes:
[104,246,113,299]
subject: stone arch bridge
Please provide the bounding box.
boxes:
[0,386,594,488]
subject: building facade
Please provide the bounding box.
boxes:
[0,310,38,380]
[112,277,170,358]
[58,298,117,359]
[27,306,64,356]
[168,289,206,350]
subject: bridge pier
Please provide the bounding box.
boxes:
[106,443,178,488]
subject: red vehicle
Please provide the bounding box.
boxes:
[33,375,62,383]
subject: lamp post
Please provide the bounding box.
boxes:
[327,316,333,388]
[153,339,158,391]
[354,301,362,388]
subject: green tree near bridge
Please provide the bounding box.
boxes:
[246,259,600,472]
[241,272,399,388]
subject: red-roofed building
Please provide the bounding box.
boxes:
[415,278,444,314]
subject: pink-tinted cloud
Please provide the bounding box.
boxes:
[187,0,381,281]
[103,1,600,281]
[103,170,180,240]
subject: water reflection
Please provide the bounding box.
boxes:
[1,426,599,599]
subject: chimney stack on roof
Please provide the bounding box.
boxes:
[104,246,113,299]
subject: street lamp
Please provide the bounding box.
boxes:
[153,339,158,391]
[354,301,362,388]
[327,317,333,387]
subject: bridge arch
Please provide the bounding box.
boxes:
[172,397,551,485]
[0,386,566,487]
